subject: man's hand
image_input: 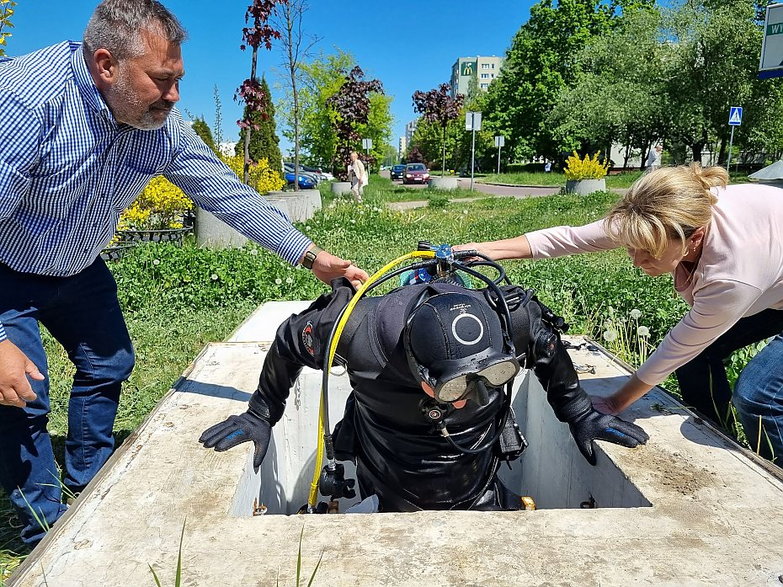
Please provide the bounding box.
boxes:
[0,339,44,408]
[568,409,649,466]
[199,410,272,472]
[310,249,369,289]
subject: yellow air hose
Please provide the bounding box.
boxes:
[306,250,436,509]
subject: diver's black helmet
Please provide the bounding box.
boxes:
[404,291,520,405]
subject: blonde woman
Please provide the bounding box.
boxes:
[348,151,368,202]
[458,164,783,463]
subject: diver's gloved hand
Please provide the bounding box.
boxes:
[568,409,649,466]
[199,410,272,472]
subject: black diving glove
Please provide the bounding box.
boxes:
[199,410,272,472]
[568,409,649,466]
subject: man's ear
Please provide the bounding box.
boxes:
[91,48,118,86]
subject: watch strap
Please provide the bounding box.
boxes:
[302,246,324,270]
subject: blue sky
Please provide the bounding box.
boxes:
[7,1,532,148]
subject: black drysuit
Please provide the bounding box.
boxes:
[248,279,596,512]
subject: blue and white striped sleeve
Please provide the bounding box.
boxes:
[164,124,312,265]
[0,90,41,343]
[0,91,39,223]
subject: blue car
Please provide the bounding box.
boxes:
[284,171,317,189]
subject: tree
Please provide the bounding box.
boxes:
[548,6,666,167]
[282,52,391,171]
[273,0,319,190]
[412,84,464,176]
[356,92,393,173]
[236,0,284,184]
[484,0,650,160]
[235,77,283,173]
[191,116,218,154]
[287,51,354,168]
[0,0,16,57]
[406,146,425,164]
[661,0,781,164]
[325,66,383,179]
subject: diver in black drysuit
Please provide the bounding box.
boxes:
[200,278,648,512]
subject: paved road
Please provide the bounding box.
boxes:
[381,173,561,210]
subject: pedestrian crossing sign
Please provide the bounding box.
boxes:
[729,107,743,126]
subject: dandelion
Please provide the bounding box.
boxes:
[275,278,283,285]
[630,309,642,320]
[285,276,294,284]
[462,209,468,215]
[210,274,218,281]
[637,326,650,337]
[603,330,618,343]
[153,259,161,266]
[249,248,259,256]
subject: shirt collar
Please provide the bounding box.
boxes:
[70,41,113,119]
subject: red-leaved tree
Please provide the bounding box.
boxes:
[326,66,383,180]
[236,0,287,184]
[412,84,464,176]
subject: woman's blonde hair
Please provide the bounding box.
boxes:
[604,163,727,258]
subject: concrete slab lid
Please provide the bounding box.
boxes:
[10,310,783,585]
[748,159,783,181]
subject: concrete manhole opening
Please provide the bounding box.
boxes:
[230,369,652,516]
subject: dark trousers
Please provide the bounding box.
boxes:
[0,258,135,544]
[675,308,783,463]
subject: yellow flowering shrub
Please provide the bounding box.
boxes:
[219,155,285,194]
[564,151,609,180]
[119,176,193,231]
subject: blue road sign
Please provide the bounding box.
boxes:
[729,106,743,126]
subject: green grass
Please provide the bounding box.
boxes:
[319,175,484,205]
[0,185,759,577]
[481,168,754,190]
[479,170,644,189]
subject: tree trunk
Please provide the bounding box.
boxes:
[243,46,259,186]
[691,142,705,164]
[717,137,727,168]
[441,125,447,177]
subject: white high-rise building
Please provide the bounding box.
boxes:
[450,55,504,97]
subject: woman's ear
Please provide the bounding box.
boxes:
[690,226,706,249]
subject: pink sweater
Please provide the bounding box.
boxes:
[525,183,783,385]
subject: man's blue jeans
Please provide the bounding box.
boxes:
[675,308,783,464]
[0,258,135,545]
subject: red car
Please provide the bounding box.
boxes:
[402,163,430,184]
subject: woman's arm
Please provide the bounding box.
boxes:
[456,235,533,260]
[456,219,617,261]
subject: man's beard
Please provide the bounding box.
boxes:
[108,71,172,131]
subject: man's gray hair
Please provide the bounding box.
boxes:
[83,0,187,60]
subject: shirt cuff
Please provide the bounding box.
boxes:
[0,323,6,343]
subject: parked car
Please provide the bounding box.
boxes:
[284,163,320,186]
[301,165,333,182]
[402,163,430,184]
[390,164,407,180]
[284,171,317,189]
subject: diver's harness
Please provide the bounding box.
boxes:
[304,241,565,513]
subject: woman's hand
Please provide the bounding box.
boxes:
[592,374,654,415]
